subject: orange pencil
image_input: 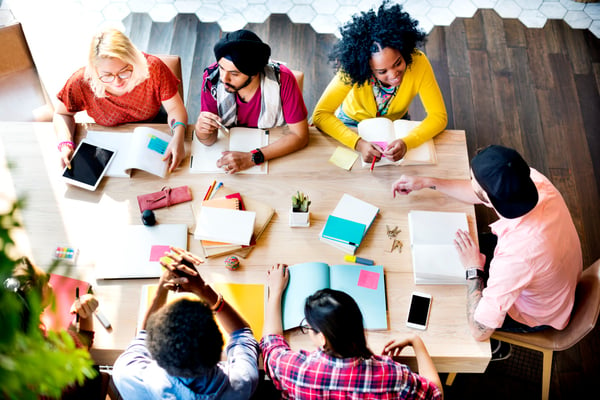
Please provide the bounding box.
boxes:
[203,180,216,201]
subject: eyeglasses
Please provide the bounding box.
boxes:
[299,318,315,334]
[98,67,133,83]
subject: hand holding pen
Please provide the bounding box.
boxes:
[194,111,225,145]
[71,289,99,332]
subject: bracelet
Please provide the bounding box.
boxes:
[57,141,74,151]
[210,293,225,312]
[170,121,186,133]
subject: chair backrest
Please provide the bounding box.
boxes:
[492,258,600,351]
[0,22,54,121]
[155,54,184,100]
[291,69,304,93]
[553,258,600,351]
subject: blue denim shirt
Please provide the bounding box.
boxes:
[113,328,259,399]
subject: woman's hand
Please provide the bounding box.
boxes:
[382,334,417,357]
[70,294,98,319]
[383,138,407,161]
[355,138,383,163]
[267,263,289,298]
[163,134,185,173]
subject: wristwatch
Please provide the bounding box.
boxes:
[251,148,265,165]
[466,267,485,280]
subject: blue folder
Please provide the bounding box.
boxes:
[321,215,366,247]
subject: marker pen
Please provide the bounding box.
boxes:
[344,254,375,265]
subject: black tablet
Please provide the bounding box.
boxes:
[62,140,116,191]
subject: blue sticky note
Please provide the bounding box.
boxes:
[147,135,168,155]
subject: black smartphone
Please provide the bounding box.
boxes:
[406,292,432,330]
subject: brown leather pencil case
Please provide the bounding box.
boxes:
[137,186,193,212]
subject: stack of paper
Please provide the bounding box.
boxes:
[408,210,469,284]
[193,190,275,258]
[194,206,256,246]
[320,194,379,254]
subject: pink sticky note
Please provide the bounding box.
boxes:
[149,245,171,262]
[358,269,380,290]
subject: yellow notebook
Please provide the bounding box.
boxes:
[138,282,265,341]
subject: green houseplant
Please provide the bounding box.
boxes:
[0,197,95,399]
[290,190,311,227]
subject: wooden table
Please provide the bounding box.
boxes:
[0,122,490,373]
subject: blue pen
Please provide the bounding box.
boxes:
[209,182,223,199]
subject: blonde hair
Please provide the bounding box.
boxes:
[85,28,149,98]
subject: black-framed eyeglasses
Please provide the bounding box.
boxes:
[299,318,315,334]
[98,67,133,83]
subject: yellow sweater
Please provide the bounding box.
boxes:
[312,50,447,150]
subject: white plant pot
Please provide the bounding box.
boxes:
[289,207,310,227]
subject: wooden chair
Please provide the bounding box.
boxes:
[447,259,600,400]
[0,22,54,122]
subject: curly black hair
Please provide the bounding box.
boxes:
[330,0,427,86]
[146,298,224,378]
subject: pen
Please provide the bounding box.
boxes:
[209,182,223,199]
[203,180,217,201]
[75,287,80,333]
[88,285,112,331]
[370,157,376,172]
[344,254,375,265]
[213,118,230,135]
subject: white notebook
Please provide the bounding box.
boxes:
[194,206,256,246]
[189,127,268,174]
[95,224,188,280]
[358,118,437,167]
[408,210,468,285]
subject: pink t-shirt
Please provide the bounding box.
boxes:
[474,169,582,330]
[200,62,307,127]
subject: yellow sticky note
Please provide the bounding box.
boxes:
[329,146,359,171]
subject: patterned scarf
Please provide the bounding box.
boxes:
[370,76,398,117]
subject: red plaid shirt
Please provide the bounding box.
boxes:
[57,53,179,126]
[260,334,442,400]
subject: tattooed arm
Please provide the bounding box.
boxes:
[466,278,495,341]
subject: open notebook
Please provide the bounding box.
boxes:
[189,127,268,174]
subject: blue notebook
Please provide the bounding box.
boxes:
[282,262,388,330]
[321,215,366,247]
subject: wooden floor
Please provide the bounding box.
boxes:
[123,10,600,400]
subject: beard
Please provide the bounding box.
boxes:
[223,75,253,93]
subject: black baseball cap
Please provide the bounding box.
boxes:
[471,145,539,219]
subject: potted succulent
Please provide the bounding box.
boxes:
[289,190,311,227]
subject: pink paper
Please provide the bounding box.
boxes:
[149,245,171,261]
[358,269,380,290]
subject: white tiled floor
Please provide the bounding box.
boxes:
[3,0,600,106]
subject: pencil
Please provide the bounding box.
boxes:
[203,180,217,201]
[370,157,376,172]
[213,118,230,135]
[209,182,223,199]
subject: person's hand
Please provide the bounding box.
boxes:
[382,334,417,357]
[355,138,383,163]
[391,174,430,197]
[383,138,407,162]
[454,229,486,269]
[159,246,206,292]
[60,146,73,170]
[267,263,289,298]
[162,134,185,173]
[194,111,220,143]
[70,294,98,319]
[217,151,253,174]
